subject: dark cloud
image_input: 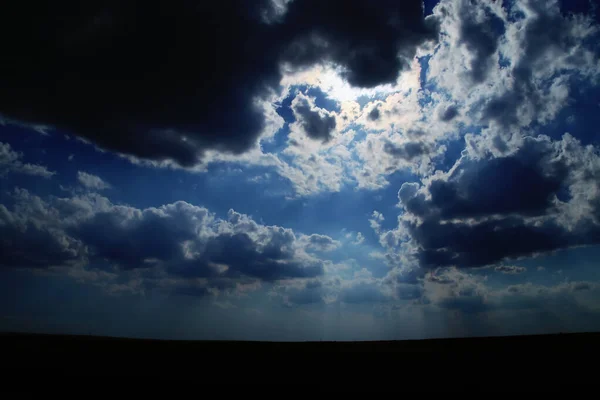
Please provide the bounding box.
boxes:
[495,265,527,274]
[482,87,527,130]
[398,135,600,269]
[572,282,592,291]
[458,1,505,83]
[368,107,381,121]
[413,217,568,268]
[439,105,459,122]
[74,205,324,281]
[383,140,431,161]
[0,191,325,290]
[0,189,84,269]
[172,232,324,281]
[400,138,568,220]
[0,206,81,268]
[292,96,336,142]
[0,0,437,166]
[72,206,196,270]
[281,0,439,87]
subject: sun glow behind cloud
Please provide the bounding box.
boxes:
[280,58,422,103]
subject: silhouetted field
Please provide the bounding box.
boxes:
[2,331,599,386]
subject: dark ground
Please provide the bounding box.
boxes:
[2,331,599,388]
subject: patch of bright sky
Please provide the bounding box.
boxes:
[417,55,436,108]
[280,65,401,104]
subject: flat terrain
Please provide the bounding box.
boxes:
[2,331,599,386]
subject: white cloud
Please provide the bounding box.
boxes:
[427,0,599,138]
[0,141,55,178]
[353,232,365,245]
[77,171,111,190]
[298,233,341,252]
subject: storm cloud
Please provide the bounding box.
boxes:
[0,0,437,167]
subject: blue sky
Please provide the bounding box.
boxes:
[2,0,600,341]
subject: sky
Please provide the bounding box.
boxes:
[1,0,600,341]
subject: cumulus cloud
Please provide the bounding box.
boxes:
[301,234,341,252]
[75,205,326,283]
[0,189,84,268]
[77,171,111,190]
[0,188,336,296]
[0,0,437,167]
[276,149,350,195]
[0,142,55,178]
[275,118,358,195]
[392,133,600,269]
[353,232,365,245]
[291,93,336,143]
[486,0,598,127]
[354,132,445,190]
[456,0,506,84]
[427,0,599,144]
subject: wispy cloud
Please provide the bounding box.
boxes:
[77,171,111,190]
[0,142,55,178]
